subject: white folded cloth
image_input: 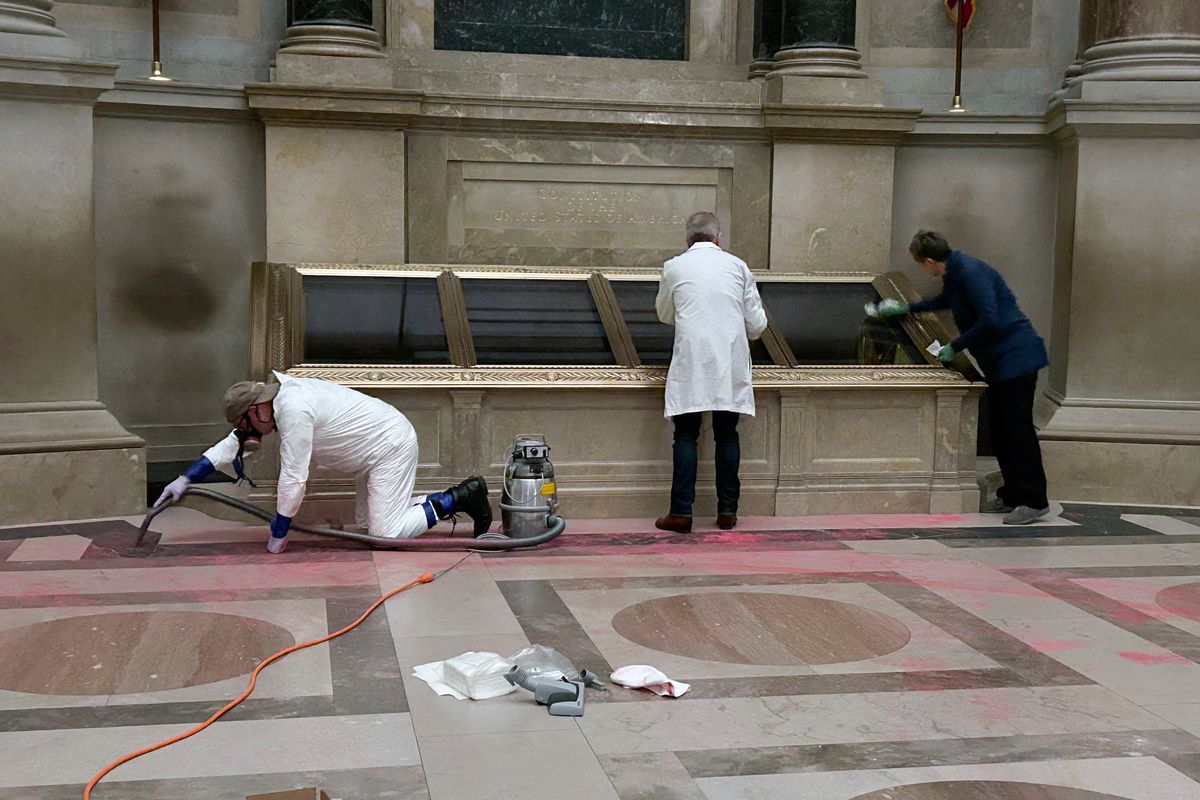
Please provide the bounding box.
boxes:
[412,652,516,700]
[610,665,690,697]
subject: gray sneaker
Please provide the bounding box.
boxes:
[981,497,1014,514]
[1003,505,1050,525]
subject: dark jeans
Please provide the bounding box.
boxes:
[670,411,741,516]
[988,371,1049,509]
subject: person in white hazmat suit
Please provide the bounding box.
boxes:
[654,211,768,534]
[154,372,492,553]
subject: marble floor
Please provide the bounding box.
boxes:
[4,503,1200,799]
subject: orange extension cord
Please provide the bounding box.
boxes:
[83,555,469,799]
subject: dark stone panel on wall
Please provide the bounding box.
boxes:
[781,0,856,48]
[869,0,1033,49]
[434,0,688,60]
[289,0,373,27]
[754,0,784,59]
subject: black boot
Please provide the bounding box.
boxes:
[449,475,493,536]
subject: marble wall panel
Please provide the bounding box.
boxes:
[94,116,266,463]
[770,142,895,272]
[1065,136,1200,403]
[889,143,1059,356]
[265,125,405,264]
[409,134,769,269]
[868,0,1034,49]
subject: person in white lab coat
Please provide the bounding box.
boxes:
[654,211,768,534]
[154,373,492,553]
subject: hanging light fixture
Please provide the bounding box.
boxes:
[147,0,173,82]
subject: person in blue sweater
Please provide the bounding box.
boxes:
[878,230,1051,525]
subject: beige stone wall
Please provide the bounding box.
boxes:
[889,143,1059,346]
[94,113,267,462]
[860,0,1081,113]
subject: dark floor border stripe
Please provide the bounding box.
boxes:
[3,764,428,800]
[1010,572,1200,665]
[0,548,372,571]
[497,579,614,675]
[1008,566,1200,579]
[868,579,1093,687]
[674,729,1200,779]
[543,572,901,592]
[589,668,1029,705]
[0,585,380,609]
[942,534,1200,549]
[0,520,143,542]
[0,694,344,733]
[326,596,407,715]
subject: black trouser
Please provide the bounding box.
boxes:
[987,371,1048,509]
[669,411,741,516]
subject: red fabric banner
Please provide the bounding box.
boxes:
[945,0,977,30]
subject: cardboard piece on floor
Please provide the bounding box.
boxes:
[246,789,330,800]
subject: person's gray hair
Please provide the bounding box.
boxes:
[685,211,720,245]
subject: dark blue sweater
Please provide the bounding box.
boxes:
[910,250,1048,383]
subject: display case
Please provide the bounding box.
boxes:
[249,263,983,518]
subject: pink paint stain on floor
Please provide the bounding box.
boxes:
[1117,650,1191,665]
[1025,639,1090,653]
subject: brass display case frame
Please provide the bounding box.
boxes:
[251,262,975,390]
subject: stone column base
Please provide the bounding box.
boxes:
[0,404,146,524]
[1079,37,1200,82]
[277,23,384,58]
[768,45,865,79]
[749,56,774,80]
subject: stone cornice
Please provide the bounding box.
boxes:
[96,80,254,122]
[0,54,116,103]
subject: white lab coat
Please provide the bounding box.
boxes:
[655,242,768,419]
[203,372,421,533]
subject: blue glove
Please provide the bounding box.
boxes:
[877,299,909,318]
[936,344,956,364]
[270,513,292,539]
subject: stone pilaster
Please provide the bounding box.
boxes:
[769,0,864,79]
[1042,0,1200,505]
[0,9,146,524]
[278,0,384,58]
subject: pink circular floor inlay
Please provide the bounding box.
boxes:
[1156,582,1200,621]
[850,781,1129,800]
[0,611,296,695]
[610,592,911,666]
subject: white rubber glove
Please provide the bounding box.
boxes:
[154,475,191,508]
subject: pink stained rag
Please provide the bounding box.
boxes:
[610,665,691,697]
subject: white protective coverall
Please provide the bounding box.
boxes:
[203,372,429,538]
[655,242,768,419]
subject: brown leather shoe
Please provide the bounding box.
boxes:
[717,514,737,530]
[655,514,693,533]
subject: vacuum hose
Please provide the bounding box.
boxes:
[137,485,565,551]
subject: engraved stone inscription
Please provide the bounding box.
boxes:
[455,162,723,250]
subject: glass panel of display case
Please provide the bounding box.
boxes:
[610,279,775,366]
[303,275,450,364]
[759,282,924,365]
[460,278,615,365]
